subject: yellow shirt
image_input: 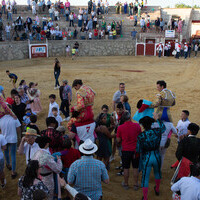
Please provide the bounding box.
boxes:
[72,49,76,54]
[113,30,117,36]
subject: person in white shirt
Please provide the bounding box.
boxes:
[88,30,92,40]
[194,43,198,57]
[54,9,59,21]
[184,42,188,59]
[167,42,171,57]
[105,0,109,14]
[66,45,70,57]
[52,107,63,126]
[0,114,21,179]
[32,0,36,15]
[5,22,11,41]
[107,23,111,32]
[0,133,7,188]
[18,129,40,164]
[157,42,163,58]
[69,12,74,27]
[171,162,200,200]
[175,42,181,59]
[48,94,60,117]
[140,18,145,32]
[159,122,177,167]
[176,110,190,142]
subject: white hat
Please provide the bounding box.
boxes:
[168,42,171,44]
[79,139,98,155]
[184,42,187,44]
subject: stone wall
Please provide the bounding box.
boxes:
[0,39,136,61]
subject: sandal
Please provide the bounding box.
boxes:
[121,182,129,190]
[6,164,12,171]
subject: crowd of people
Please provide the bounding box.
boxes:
[0,0,128,41]
[155,40,199,59]
[0,64,200,200]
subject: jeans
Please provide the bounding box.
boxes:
[158,50,162,57]
[50,13,54,21]
[60,99,70,118]
[4,143,17,172]
[105,7,108,14]
[65,14,69,21]
[184,52,188,59]
[176,52,180,59]
[8,12,12,21]
[1,5,5,14]
[69,20,74,27]
[36,33,41,41]
[54,71,60,87]
[78,20,82,27]
[6,32,10,40]
[60,8,64,15]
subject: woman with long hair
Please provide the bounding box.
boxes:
[27,82,42,114]
[136,114,166,200]
[18,160,49,200]
[95,113,115,169]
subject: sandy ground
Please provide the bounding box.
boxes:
[0,55,200,200]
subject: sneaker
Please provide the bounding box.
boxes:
[54,87,57,90]
[115,165,123,170]
[57,86,60,89]
[11,172,18,179]
[63,117,70,121]
[1,179,6,188]
[154,186,160,196]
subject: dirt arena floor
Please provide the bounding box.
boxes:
[0,55,200,200]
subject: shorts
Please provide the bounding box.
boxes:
[75,49,79,52]
[122,151,139,169]
[72,53,75,56]
[0,158,4,172]
[13,78,17,84]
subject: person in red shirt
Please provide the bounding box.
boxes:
[117,111,141,190]
[61,138,81,181]
[94,28,98,39]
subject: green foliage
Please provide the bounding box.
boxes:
[175,3,200,8]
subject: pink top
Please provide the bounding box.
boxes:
[2,0,6,5]
[65,1,70,7]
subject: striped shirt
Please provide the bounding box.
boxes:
[68,156,109,200]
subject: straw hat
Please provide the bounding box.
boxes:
[79,139,98,155]
[22,128,40,137]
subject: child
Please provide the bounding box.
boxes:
[5,22,11,41]
[52,107,63,126]
[72,46,76,60]
[48,94,60,117]
[88,30,92,40]
[27,114,40,134]
[120,95,131,114]
[23,108,36,128]
[176,110,190,141]
[6,70,18,88]
[66,45,70,57]
[61,138,81,182]
[0,131,7,188]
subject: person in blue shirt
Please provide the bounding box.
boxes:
[6,70,18,88]
[136,113,166,200]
